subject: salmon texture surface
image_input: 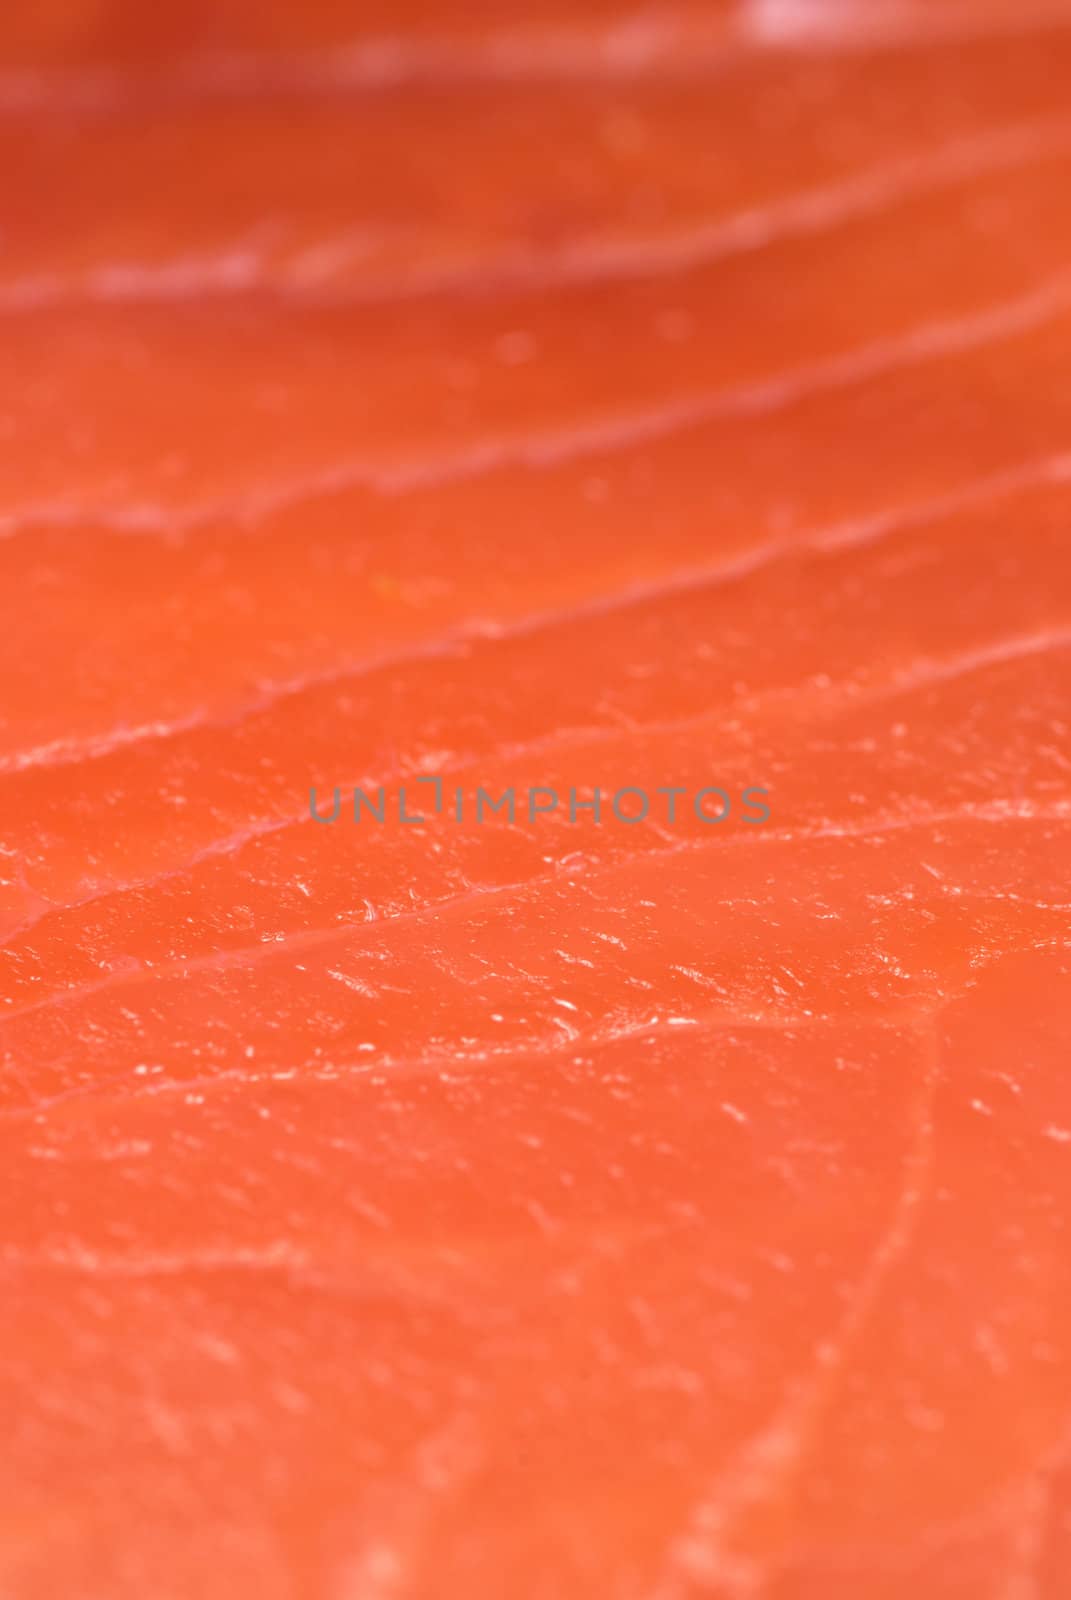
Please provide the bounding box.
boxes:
[3,2,1071,1597]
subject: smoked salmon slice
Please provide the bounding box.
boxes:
[2,4,1071,1598]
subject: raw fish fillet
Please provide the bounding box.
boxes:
[1,4,1071,1598]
